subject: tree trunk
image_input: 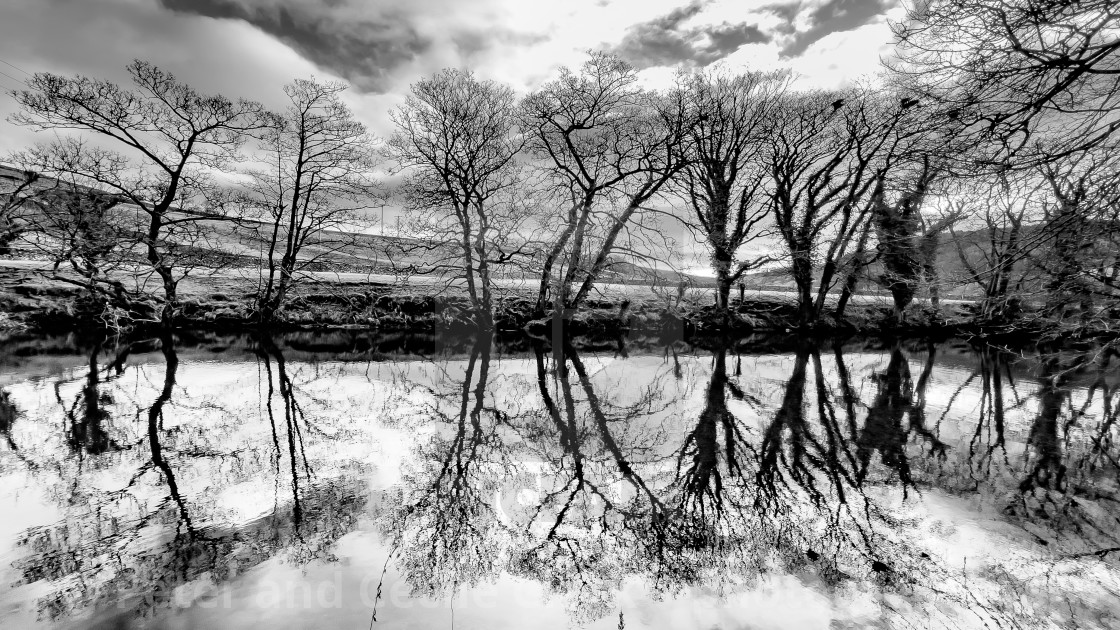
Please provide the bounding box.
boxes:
[157,266,177,329]
[716,275,732,327]
[145,210,178,329]
[261,263,293,324]
[259,210,284,322]
[791,252,814,327]
[835,275,856,320]
[712,245,733,326]
[473,202,494,330]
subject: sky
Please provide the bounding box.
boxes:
[0,0,905,272]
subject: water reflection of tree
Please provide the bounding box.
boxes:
[257,335,317,528]
[943,346,1120,625]
[664,343,782,583]
[1007,352,1120,555]
[676,344,749,522]
[381,337,681,619]
[1,387,19,451]
[9,335,366,624]
[749,342,949,592]
[948,345,1026,479]
[385,338,966,622]
[46,340,121,457]
[918,343,1120,559]
[854,343,947,492]
[395,336,510,595]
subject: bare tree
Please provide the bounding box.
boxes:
[762,89,924,326]
[11,60,266,327]
[521,52,687,316]
[869,153,956,319]
[948,172,1041,320]
[888,0,1120,332]
[0,165,42,256]
[1033,146,1120,330]
[14,141,138,326]
[245,78,379,323]
[914,206,963,309]
[388,69,526,328]
[891,0,1120,164]
[667,69,789,322]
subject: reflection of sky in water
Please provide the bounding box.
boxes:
[0,336,1117,629]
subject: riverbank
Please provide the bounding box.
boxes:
[0,264,1043,341]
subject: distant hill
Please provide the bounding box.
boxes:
[2,163,1059,298]
[2,165,704,287]
[733,225,1052,301]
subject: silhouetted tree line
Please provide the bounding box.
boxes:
[0,0,1117,337]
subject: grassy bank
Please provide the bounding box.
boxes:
[0,264,1040,340]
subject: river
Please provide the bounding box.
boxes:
[0,331,1117,629]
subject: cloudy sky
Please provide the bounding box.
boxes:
[0,0,904,269]
[0,0,904,141]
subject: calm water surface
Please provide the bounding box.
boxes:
[0,332,1118,629]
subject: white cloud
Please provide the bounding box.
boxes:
[787,21,895,89]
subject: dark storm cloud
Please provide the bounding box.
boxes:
[768,0,895,58]
[158,0,430,93]
[611,1,770,69]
